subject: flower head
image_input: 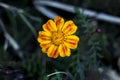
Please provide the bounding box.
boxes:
[37,16,79,58]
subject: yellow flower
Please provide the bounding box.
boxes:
[37,16,79,58]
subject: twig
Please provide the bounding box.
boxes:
[34,0,120,25]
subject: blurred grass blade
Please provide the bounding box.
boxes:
[0,19,24,60]
[47,71,67,77]
[4,39,8,51]
[17,11,37,37]
[25,13,42,22]
[0,2,17,11]
[0,2,37,37]
[6,10,18,40]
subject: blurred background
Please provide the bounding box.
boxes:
[0,0,120,80]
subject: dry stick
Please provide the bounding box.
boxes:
[34,0,120,25]
[0,19,24,60]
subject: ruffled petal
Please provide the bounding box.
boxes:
[54,16,64,30]
[58,44,71,57]
[64,35,79,49]
[37,31,51,43]
[40,41,51,53]
[47,44,59,58]
[62,20,77,35]
[43,20,57,33]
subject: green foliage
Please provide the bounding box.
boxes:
[0,6,102,80]
[0,1,118,80]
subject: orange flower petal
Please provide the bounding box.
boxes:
[54,16,64,30]
[37,16,79,58]
[41,48,49,53]
[58,44,71,57]
[43,20,57,33]
[37,31,51,43]
[47,44,59,58]
[62,20,77,35]
[40,41,51,53]
[64,35,79,49]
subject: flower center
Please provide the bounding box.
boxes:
[51,31,65,45]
